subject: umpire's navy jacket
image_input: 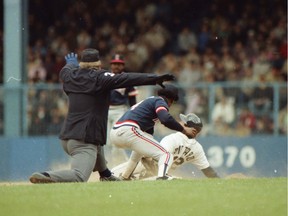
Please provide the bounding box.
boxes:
[59,64,163,145]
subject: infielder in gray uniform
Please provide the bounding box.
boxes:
[110,84,198,180]
[29,48,175,183]
[112,113,219,180]
[106,54,138,167]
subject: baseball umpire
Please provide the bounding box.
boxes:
[106,54,138,167]
[110,84,198,180]
[29,48,175,183]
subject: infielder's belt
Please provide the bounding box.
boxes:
[113,120,140,129]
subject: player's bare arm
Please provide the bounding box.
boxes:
[201,167,220,178]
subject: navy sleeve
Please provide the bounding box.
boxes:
[157,110,184,132]
[128,96,137,107]
[154,98,183,132]
[146,127,154,135]
[127,87,137,106]
[59,64,74,82]
[60,64,82,82]
[98,71,161,90]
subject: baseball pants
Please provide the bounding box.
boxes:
[46,139,108,182]
[106,105,129,166]
[110,124,173,178]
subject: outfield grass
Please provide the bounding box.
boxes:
[0,178,287,216]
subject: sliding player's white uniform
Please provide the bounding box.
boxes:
[161,132,210,171]
[112,131,211,179]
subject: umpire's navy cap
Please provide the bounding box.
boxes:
[80,48,100,62]
[179,113,203,129]
[110,54,125,64]
[157,84,179,101]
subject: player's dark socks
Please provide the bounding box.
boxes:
[156,175,174,180]
[162,163,168,176]
[156,176,169,180]
[99,169,112,177]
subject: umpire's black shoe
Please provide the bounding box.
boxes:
[29,172,55,184]
[100,174,121,182]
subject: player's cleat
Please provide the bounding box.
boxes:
[99,174,121,181]
[29,172,55,184]
[156,175,175,180]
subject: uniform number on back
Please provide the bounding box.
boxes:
[104,72,115,77]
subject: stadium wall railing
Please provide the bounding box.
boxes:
[0,83,286,181]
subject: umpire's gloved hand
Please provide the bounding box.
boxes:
[156,74,175,88]
[65,52,79,66]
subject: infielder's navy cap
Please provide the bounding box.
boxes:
[110,54,125,64]
[157,84,179,101]
[180,113,203,129]
[81,48,100,62]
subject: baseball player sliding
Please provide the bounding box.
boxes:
[112,113,219,180]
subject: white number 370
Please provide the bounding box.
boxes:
[207,145,256,168]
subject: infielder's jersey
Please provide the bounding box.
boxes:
[160,132,210,170]
[110,87,137,106]
[116,96,182,134]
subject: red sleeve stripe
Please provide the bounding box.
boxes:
[156,106,167,113]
